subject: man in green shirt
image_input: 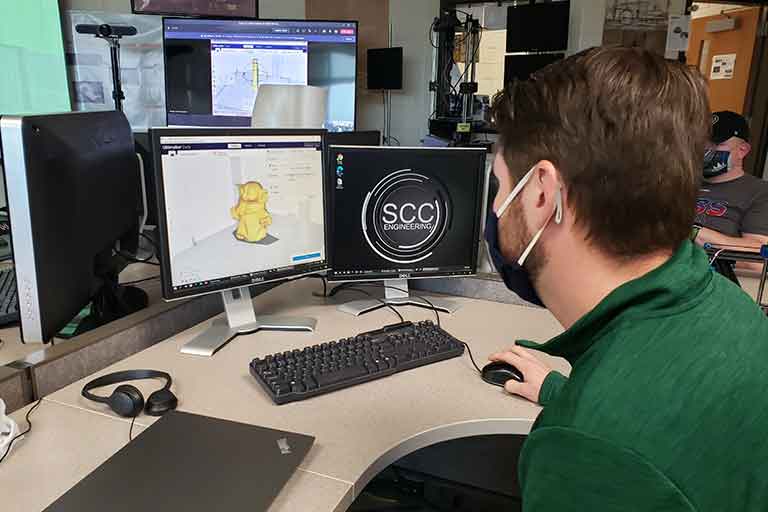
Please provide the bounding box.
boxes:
[484,47,768,511]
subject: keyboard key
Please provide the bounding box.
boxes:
[315,365,367,386]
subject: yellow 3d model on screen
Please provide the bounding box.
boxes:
[231,181,273,243]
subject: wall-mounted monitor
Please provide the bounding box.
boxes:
[163,17,358,132]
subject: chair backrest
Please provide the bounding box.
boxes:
[251,85,328,129]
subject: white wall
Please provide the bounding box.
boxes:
[568,0,607,55]
[260,0,304,19]
[358,0,440,146]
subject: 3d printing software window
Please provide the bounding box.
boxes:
[159,136,325,287]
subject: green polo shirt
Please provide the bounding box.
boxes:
[517,241,768,511]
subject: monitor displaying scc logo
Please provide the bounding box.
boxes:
[361,170,451,264]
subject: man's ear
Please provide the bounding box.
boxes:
[741,141,752,158]
[527,160,564,226]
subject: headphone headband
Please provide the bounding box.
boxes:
[82,370,172,404]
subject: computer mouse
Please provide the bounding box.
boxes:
[481,361,524,387]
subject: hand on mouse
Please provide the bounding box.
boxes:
[489,346,553,404]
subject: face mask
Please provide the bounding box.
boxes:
[484,166,563,307]
[703,149,731,178]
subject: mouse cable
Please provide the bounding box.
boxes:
[0,397,43,464]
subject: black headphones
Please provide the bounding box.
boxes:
[82,370,178,418]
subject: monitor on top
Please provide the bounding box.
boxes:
[163,18,358,131]
[326,146,486,316]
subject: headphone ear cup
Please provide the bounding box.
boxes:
[109,385,145,417]
[144,388,178,417]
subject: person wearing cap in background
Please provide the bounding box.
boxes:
[694,111,768,264]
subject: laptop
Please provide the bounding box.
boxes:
[45,411,314,512]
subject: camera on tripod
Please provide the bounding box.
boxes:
[76,23,138,39]
[74,23,138,112]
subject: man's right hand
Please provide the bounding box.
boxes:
[489,346,554,404]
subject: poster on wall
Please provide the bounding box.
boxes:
[710,53,736,80]
[62,10,166,131]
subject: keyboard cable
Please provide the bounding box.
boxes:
[347,283,483,374]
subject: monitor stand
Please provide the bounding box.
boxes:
[180,286,316,357]
[337,279,460,317]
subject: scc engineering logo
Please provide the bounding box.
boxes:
[361,169,451,264]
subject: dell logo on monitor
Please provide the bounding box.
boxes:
[361,170,451,264]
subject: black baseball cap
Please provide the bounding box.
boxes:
[711,111,750,144]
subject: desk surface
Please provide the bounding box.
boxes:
[5,279,566,511]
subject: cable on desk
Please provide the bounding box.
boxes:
[305,274,328,298]
[139,231,158,253]
[118,252,161,267]
[348,283,483,374]
[343,287,405,323]
[0,398,43,464]
[313,278,403,322]
[348,283,441,326]
[325,282,358,298]
[129,416,137,442]
[122,275,161,286]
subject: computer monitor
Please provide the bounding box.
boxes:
[0,111,147,343]
[163,18,358,131]
[151,128,328,356]
[506,2,570,53]
[327,146,486,316]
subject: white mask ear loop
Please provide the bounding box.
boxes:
[496,166,536,218]
[517,186,564,266]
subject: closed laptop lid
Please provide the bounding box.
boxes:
[45,410,314,512]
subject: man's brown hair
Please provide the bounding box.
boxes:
[491,46,710,258]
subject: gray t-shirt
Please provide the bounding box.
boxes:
[696,174,768,237]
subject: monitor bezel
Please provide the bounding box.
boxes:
[151,127,330,301]
[161,17,359,130]
[325,145,487,283]
[132,0,258,19]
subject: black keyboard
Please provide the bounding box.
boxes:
[250,320,465,405]
[0,267,18,326]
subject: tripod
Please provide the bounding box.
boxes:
[75,24,137,112]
